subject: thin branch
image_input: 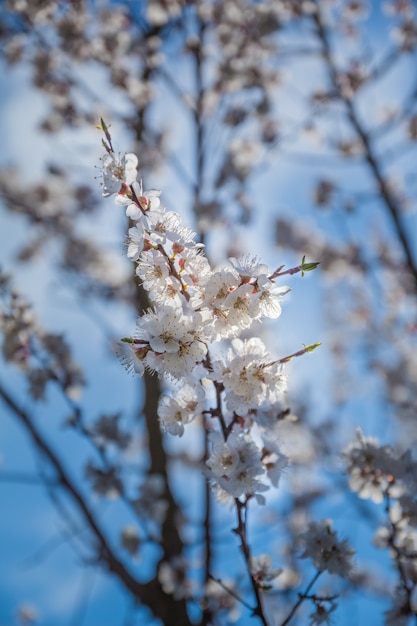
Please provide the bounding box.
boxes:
[233,500,270,626]
[0,378,193,626]
[208,575,254,611]
[312,5,417,292]
[201,418,213,626]
[280,570,322,626]
[385,491,416,616]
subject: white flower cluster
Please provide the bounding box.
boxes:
[344,429,417,507]
[100,133,293,503]
[249,553,282,589]
[299,520,354,578]
[345,429,417,621]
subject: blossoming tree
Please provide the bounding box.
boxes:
[0,1,417,625]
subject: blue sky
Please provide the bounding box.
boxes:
[1,3,417,625]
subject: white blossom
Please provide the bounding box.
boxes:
[158,383,205,436]
[99,140,299,507]
[135,249,171,294]
[299,520,355,577]
[135,303,208,379]
[206,430,268,499]
[261,432,289,487]
[144,208,183,245]
[116,340,146,376]
[100,152,138,197]
[249,275,290,320]
[250,554,282,587]
[115,179,160,220]
[344,429,397,503]
[126,222,145,262]
[309,602,337,625]
[229,255,269,281]
[158,557,192,600]
[222,283,254,330]
[210,337,287,413]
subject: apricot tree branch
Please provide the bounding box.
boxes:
[313,6,417,292]
[0,378,192,626]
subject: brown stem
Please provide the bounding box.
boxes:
[0,378,193,626]
[312,5,417,292]
[234,500,270,626]
[200,419,213,626]
[280,570,322,626]
[385,492,415,616]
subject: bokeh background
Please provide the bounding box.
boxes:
[1,1,417,624]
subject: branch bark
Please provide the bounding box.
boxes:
[0,379,192,626]
[312,6,417,292]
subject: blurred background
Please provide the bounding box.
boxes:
[0,1,417,624]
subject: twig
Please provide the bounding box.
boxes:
[0,378,193,626]
[280,570,322,626]
[208,574,254,611]
[233,500,271,626]
[312,5,417,292]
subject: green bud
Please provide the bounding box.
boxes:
[303,342,321,353]
[301,255,320,277]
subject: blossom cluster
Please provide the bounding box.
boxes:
[0,270,84,400]
[98,123,295,504]
[299,520,354,578]
[345,429,417,623]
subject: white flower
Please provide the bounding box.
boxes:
[136,303,208,379]
[210,337,287,413]
[135,249,171,294]
[201,267,242,338]
[158,557,192,600]
[158,383,205,436]
[203,267,240,307]
[299,520,355,577]
[100,152,138,197]
[126,222,145,262]
[229,255,269,281]
[250,554,282,587]
[261,432,289,487]
[144,207,182,244]
[206,430,268,499]
[178,249,212,308]
[116,340,146,376]
[223,283,253,329]
[309,602,337,625]
[119,180,161,220]
[344,429,397,503]
[249,275,290,320]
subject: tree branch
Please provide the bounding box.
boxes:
[312,6,417,292]
[0,378,193,626]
